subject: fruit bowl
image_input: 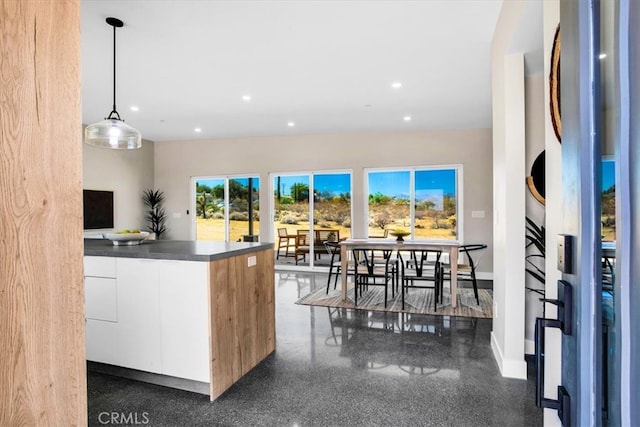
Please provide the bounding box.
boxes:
[103,231,150,246]
[389,230,410,242]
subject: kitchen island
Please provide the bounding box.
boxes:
[84,239,275,401]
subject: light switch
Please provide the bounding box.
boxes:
[172,212,182,219]
[471,210,485,219]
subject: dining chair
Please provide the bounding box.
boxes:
[276,228,295,260]
[351,248,395,308]
[324,241,353,294]
[398,249,443,311]
[441,244,487,305]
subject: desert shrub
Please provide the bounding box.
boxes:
[447,215,457,228]
[212,212,224,219]
[415,224,424,229]
[342,218,351,228]
[229,212,249,221]
[280,215,298,225]
[299,213,309,222]
[372,211,393,229]
[319,222,332,228]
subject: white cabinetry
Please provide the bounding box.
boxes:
[84,256,210,383]
[116,258,162,374]
[84,256,118,364]
[158,260,209,382]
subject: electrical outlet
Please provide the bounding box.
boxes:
[247,256,256,267]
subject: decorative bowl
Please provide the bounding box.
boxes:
[389,230,410,242]
[103,231,150,246]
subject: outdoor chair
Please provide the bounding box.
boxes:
[276,228,296,260]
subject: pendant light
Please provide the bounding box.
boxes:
[85,17,142,149]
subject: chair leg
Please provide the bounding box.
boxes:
[333,266,340,289]
[326,263,334,294]
[471,271,480,305]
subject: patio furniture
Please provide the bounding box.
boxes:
[295,229,341,265]
[276,228,296,259]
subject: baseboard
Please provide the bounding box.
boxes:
[490,332,528,379]
[87,361,209,395]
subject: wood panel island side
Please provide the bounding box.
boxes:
[83,239,275,401]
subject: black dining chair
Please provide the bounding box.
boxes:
[398,249,443,311]
[324,241,354,294]
[351,248,395,308]
[441,244,487,305]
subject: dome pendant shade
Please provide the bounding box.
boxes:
[85,17,141,149]
[85,118,142,149]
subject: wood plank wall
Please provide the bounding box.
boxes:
[209,249,275,400]
[0,1,86,425]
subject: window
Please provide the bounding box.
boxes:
[366,166,461,240]
[193,176,259,242]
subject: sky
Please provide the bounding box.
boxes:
[602,159,614,191]
[368,169,456,197]
[197,163,610,199]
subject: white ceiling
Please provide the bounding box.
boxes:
[81,0,504,142]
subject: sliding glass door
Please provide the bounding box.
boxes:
[273,171,351,268]
[193,176,260,242]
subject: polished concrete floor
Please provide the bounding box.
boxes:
[87,271,542,426]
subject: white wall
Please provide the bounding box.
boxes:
[491,2,528,380]
[525,73,546,354]
[82,139,155,235]
[153,129,494,273]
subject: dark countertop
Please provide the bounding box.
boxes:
[84,238,273,262]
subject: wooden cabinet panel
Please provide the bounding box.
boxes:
[209,250,275,399]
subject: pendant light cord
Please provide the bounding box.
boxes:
[107,21,121,121]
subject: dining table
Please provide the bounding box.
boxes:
[339,238,461,308]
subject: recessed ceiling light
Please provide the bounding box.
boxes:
[403,116,412,122]
[130,106,139,112]
[242,95,252,101]
[391,82,403,89]
[287,122,295,127]
[599,53,607,60]
[194,128,202,133]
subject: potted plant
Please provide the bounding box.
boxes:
[525,216,546,314]
[143,189,168,239]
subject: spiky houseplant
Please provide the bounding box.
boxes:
[143,189,168,239]
[525,216,546,315]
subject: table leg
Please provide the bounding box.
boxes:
[450,247,458,308]
[341,244,348,301]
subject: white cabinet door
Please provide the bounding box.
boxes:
[158,260,210,382]
[85,277,117,321]
[116,258,162,374]
[85,319,118,365]
[84,256,116,278]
